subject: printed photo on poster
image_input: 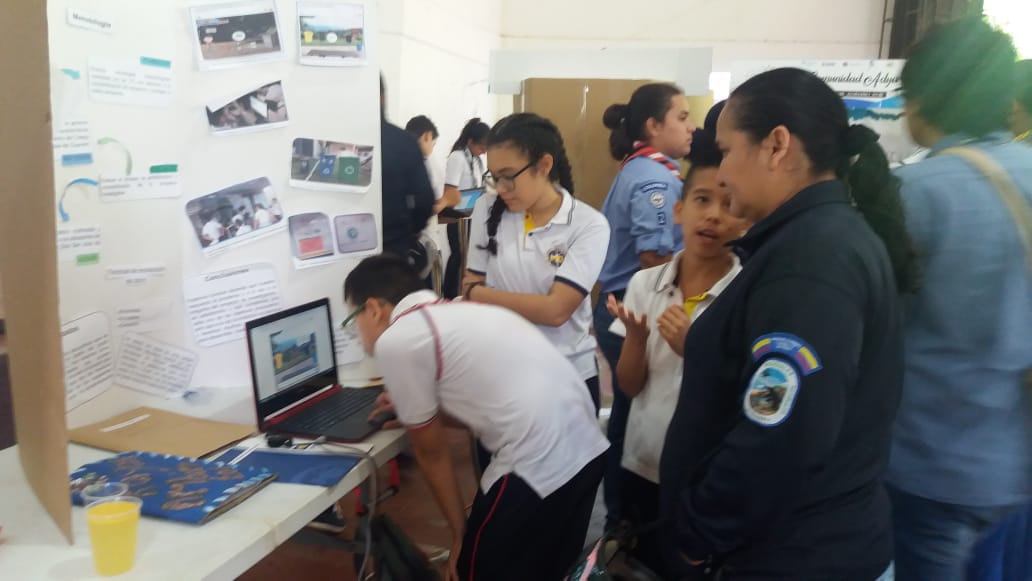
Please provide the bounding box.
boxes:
[186,177,285,255]
[297,1,366,67]
[289,212,335,264]
[288,212,378,269]
[190,0,284,70]
[290,138,373,193]
[206,80,288,135]
[333,213,377,254]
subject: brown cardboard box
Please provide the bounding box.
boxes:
[514,78,714,211]
[0,1,72,541]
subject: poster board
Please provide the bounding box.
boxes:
[0,0,73,542]
[730,60,920,164]
[49,0,382,433]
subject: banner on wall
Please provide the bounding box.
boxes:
[730,60,921,164]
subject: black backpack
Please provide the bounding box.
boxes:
[371,514,441,581]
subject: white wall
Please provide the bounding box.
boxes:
[499,0,889,71]
[379,0,504,171]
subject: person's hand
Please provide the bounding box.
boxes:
[368,392,401,429]
[446,539,463,581]
[657,304,692,355]
[606,294,648,338]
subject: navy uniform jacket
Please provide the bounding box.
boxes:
[380,118,435,257]
[659,180,902,580]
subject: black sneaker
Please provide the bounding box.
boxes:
[306,506,347,534]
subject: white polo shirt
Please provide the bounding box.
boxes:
[375,290,610,497]
[466,188,611,380]
[444,148,482,189]
[609,253,741,483]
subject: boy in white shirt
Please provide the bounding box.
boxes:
[344,254,608,581]
[606,124,746,576]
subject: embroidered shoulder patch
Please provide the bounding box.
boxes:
[744,358,799,427]
[649,191,666,208]
[640,181,669,195]
[750,332,822,375]
[547,246,566,267]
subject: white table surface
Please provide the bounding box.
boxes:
[0,427,408,580]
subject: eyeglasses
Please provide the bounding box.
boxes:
[482,160,535,193]
[340,304,365,332]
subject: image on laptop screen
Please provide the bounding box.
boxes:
[454,188,484,212]
[247,301,336,403]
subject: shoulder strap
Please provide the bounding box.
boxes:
[940,146,1032,272]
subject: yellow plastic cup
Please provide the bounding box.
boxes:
[85,496,142,576]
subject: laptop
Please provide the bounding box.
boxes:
[453,187,484,214]
[245,298,382,442]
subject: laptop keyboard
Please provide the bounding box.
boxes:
[285,388,380,433]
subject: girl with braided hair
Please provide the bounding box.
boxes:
[462,113,610,414]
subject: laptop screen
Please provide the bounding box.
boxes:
[246,299,338,421]
[453,188,484,212]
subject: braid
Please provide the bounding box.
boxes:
[479,113,576,256]
[552,137,575,195]
[477,196,507,256]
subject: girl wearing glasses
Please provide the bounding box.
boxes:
[462,113,611,413]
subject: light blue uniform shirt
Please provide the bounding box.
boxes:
[888,132,1032,506]
[598,156,684,294]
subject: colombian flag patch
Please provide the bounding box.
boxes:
[750,333,823,376]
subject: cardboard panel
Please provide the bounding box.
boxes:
[0,0,72,541]
[516,79,714,212]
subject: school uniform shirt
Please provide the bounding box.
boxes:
[659,180,901,579]
[608,252,740,484]
[202,219,223,243]
[466,188,611,380]
[375,290,610,497]
[254,208,273,228]
[444,148,483,190]
[423,156,445,234]
[889,132,1032,507]
[598,155,685,294]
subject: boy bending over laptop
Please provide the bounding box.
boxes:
[343,254,608,581]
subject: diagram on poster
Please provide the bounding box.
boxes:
[288,212,378,268]
[183,263,283,347]
[114,333,198,398]
[190,0,285,70]
[206,80,289,135]
[93,137,181,202]
[51,67,93,166]
[115,297,174,333]
[88,56,174,107]
[62,312,115,410]
[185,177,286,255]
[298,1,367,67]
[57,223,102,266]
[290,138,373,192]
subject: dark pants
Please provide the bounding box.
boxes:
[888,484,1027,581]
[594,298,628,531]
[457,453,606,581]
[442,222,461,298]
[621,470,669,578]
[967,502,1032,581]
[585,375,601,416]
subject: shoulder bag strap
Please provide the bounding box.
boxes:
[940,146,1032,273]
